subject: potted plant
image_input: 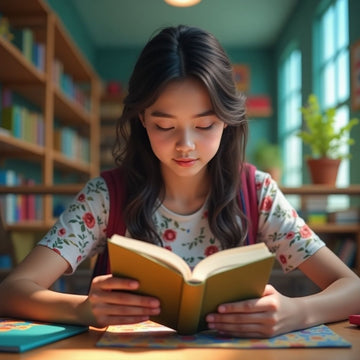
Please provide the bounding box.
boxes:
[297,94,359,185]
[253,140,282,182]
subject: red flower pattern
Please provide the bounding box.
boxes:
[58,228,66,236]
[82,212,95,229]
[299,224,312,239]
[204,245,219,257]
[163,229,177,242]
[279,254,287,264]
[77,193,85,202]
[260,196,273,212]
[286,231,295,241]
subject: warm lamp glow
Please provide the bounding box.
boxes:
[164,0,202,7]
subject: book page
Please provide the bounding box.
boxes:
[109,235,192,279]
[191,243,272,282]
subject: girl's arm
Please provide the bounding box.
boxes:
[0,246,160,327]
[206,246,360,337]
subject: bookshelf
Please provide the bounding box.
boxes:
[0,0,101,231]
[99,92,124,171]
[281,185,360,275]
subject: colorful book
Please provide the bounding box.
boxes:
[96,320,352,349]
[0,318,88,353]
[108,234,275,335]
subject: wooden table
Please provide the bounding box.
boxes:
[0,321,359,360]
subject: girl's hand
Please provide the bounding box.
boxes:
[84,274,161,328]
[205,284,300,338]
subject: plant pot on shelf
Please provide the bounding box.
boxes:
[306,157,341,186]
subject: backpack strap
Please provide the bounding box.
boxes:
[92,167,126,277]
[239,163,259,245]
[92,164,259,277]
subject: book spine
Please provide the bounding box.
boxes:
[177,282,205,335]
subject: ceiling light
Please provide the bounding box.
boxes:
[164,0,202,7]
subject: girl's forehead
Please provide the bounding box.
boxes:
[154,78,210,103]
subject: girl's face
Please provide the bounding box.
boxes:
[140,77,226,180]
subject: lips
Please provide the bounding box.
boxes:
[173,158,198,167]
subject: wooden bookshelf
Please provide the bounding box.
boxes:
[99,92,124,170]
[281,185,360,274]
[0,0,101,231]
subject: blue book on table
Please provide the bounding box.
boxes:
[0,318,88,353]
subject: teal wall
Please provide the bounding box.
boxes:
[45,0,96,67]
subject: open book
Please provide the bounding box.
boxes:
[108,234,275,335]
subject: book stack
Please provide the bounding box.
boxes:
[0,105,44,146]
[53,127,90,163]
[328,208,360,224]
[0,170,43,224]
[53,59,91,112]
[303,195,328,225]
[12,27,45,71]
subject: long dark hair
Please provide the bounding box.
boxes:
[113,25,249,248]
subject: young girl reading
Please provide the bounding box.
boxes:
[0,25,359,338]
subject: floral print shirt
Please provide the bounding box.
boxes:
[38,170,325,274]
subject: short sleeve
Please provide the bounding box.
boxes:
[255,170,326,272]
[37,177,110,273]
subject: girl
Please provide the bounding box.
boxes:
[1,25,359,338]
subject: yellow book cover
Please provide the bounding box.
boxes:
[108,234,275,335]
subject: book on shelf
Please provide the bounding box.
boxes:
[0,318,88,353]
[108,234,275,335]
[327,208,360,224]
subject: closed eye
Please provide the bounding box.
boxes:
[156,124,174,131]
[196,124,214,130]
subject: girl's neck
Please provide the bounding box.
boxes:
[161,168,210,215]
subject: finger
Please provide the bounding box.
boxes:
[216,294,279,314]
[89,289,161,308]
[92,302,161,318]
[91,274,139,291]
[206,311,274,326]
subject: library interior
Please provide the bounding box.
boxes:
[0,0,360,358]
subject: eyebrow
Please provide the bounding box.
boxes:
[150,109,215,118]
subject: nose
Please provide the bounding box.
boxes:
[175,128,195,152]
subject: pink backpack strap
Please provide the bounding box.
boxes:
[239,163,259,245]
[92,168,126,277]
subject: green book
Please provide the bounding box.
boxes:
[0,318,88,353]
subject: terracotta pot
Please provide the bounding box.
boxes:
[306,158,341,186]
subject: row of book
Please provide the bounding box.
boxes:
[54,127,90,163]
[53,59,91,112]
[1,13,91,113]
[12,27,45,72]
[0,170,43,224]
[305,208,360,226]
[0,13,45,72]
[0,105,45,146]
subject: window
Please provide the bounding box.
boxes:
[278,48,302,187]
[315,0,350,209]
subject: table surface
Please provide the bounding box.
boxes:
[0,321,359,360]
